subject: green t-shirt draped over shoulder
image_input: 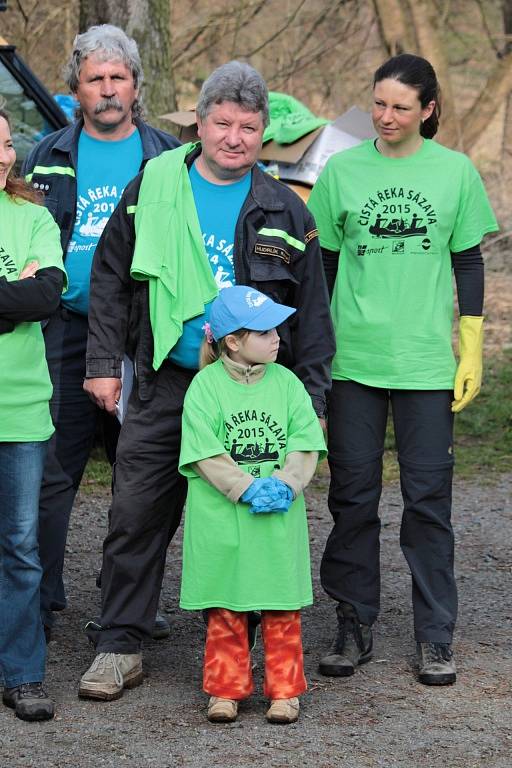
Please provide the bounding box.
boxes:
[179,360,326,611]
[0,192,64,441]
[308,139,498,389]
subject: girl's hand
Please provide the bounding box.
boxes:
[19,260,39,279]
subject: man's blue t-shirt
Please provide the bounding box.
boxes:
[169,162,251,369]
[61,129,143,314]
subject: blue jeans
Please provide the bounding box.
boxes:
[0,441,48,687]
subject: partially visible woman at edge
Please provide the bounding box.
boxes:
[0,108,65,721]
[308,54,498,686]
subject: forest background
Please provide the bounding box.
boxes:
[3,0,512,221]
[1,0,511,478]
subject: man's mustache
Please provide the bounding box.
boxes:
[94,97,124,114]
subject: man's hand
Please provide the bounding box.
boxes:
[19,260,39,279]
[83,377,121,415]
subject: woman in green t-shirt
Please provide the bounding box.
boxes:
[0,109,65,721]
[178,285,325,725]
[308,54,498,687]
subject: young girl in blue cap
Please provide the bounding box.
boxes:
[179,285,326,724]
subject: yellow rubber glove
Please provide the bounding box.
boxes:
[451,316,484,413]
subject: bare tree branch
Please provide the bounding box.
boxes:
[234,0,308,59]
[474,0,501,55]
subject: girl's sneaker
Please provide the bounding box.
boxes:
[207,696,238,722]
[266,697,299,724]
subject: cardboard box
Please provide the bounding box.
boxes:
[271,107,376,186]
[160,105,376,186]
[160,109,199,142]
[259,127,323,164]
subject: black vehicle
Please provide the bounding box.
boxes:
[0,34,68,167]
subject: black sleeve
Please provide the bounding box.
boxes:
[287,210,335,418]
[0,267,63,322]
[321,247,339,301]
[451,243,484,316]
[86,178,139,378]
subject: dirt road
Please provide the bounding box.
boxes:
[1,472,511,768]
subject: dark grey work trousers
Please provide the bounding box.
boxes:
[95,361,195,654]
[321,380,457,643]
[38,308,119,629]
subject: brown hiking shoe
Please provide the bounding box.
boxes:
[207,696,238,722]
[78,652,143,700]
[266,697,300,724]
[319,602,373,677]
[417,642,456,686]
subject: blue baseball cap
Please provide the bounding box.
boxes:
[209,286,296,341]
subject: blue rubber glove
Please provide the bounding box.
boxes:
[241,477,275,505]
[245,477,294,514]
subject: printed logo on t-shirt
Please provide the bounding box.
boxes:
[358,186,438,252]
[69,184,123,253]
[0,245,17,277]
[202,232,235,289]
[224,408,285,477]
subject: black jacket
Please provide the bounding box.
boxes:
[86,148,335,416]
[0,268,64,333]
[21,117,180,255]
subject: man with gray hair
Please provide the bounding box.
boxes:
[22,24,179,642]
[78,60,334,703]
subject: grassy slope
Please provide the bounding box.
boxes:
[82,353,511,493]
[381,351,512,483]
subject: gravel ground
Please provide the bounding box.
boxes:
[1,471,511,768]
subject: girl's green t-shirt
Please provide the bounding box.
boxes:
[179,360,326,611]
[308,139,498,389]
[0,192,65,441]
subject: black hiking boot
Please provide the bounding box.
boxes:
[416,642,456,686]
[3,682,55,721]
[319,602,373,677]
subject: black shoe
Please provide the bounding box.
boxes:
[2,682,54,721]
[319,602,373,677]
[152,612,171,640]
[417,642,456,686]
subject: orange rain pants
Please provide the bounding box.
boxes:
[203,607,307,700]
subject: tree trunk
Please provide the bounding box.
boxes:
[79,0,176,121]
[454,0,512,153]
[372,0,416,56]
[461,52,512,151]
[405,0,460,148]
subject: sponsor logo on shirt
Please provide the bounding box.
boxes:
[358,244,386,256]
